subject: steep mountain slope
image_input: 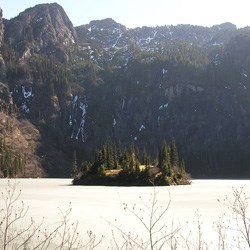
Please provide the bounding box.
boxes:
[75,20,236,69]
[0,82,45,177]
[1,3,250,178]
[0,8,5,82]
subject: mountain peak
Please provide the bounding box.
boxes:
[212,22,237,30]
[3,3,77,61]
[18,3,66,17]
[89,18,126,29]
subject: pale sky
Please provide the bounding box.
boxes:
[1,0,250,28]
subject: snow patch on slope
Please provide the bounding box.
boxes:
[70,95,88,142]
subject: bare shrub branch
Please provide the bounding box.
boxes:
[109,187,180,250]
[0,180,102,249]
[217,186,250,249]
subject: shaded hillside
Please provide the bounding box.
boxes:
[1,3,250,177]
[0,81,44,177]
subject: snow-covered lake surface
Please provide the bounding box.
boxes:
[1,179,250,249]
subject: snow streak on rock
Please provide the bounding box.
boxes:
[12,85,33,114]
[70,95,88,142]
[113,118,117,127]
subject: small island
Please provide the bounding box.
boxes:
[73,140,191,186]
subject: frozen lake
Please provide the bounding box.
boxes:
[0,179,250,249]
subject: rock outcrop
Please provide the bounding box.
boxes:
[0,8,6,82]
[3,3,77,62]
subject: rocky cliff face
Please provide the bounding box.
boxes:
[0,8,3,45]
[0,8,6,82]
[1,4,250,178]
[4,3,77,62]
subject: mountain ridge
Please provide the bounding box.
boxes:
[1,3,250,178]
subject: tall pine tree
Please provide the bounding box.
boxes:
[170,139,179,168]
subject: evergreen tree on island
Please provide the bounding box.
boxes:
[72,140,191,186]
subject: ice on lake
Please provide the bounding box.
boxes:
[0,179,250,249]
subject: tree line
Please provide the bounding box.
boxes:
[0,138,26,177]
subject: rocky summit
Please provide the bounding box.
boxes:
[0,3,250,178]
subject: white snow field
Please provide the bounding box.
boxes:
[0,179,250,249]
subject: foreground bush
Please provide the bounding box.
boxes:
[0,181,103,250]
